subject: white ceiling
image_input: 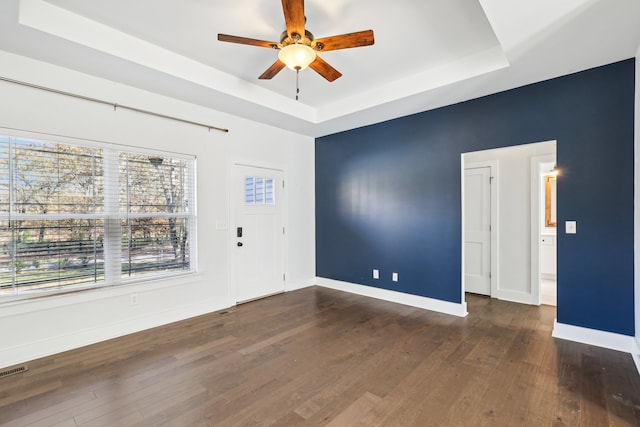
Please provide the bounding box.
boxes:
[0,0,638,137]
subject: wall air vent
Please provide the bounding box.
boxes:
[0,365,28,379]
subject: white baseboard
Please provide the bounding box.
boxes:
[552,320,637,354]
[315,277,468,317]
[633,339,640,376]
[285,278,315,292]
[494,289,537,305]
[1,299,231,370]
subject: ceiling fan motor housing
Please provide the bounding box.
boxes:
[279,29,317,49]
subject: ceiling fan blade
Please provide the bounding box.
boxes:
[309,56,342,82]
[312,30,374,52]
[218,34,279,49]
[259,60,287,80]
[281,0,305,39]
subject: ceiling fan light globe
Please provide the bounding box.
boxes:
[278,44,316,71]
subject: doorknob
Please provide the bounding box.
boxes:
[237,242,243,247]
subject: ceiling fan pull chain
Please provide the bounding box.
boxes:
[296,67,300,101]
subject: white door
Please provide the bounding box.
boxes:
[464,166,491,295]
[231,164,285,303]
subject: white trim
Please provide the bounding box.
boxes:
[460,156,465,302]
[634,51,640,380]
[285,278,315,292]
[633,339,640,376]
[531,153,557,306]
[316,277,468,317]
[230,157,287,172]
[552,320,636,354]
[495,289,537,305]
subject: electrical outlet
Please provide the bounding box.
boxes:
[131,293,138,306]
[373,269,379,279]
[392,272,398,282]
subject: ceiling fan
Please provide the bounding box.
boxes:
[217,0,374,83]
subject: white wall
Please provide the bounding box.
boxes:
[0,51,316,369]
[464,141,555,304]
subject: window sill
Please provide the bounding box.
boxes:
[0,271,203,317]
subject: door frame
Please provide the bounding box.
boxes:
[530,154,556,306]
[228,159,288,303]
[461,157,498,299]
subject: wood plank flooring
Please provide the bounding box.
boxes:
[1,286,639,426]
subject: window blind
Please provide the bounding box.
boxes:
[0,136,195,296]
[120,153,192,278]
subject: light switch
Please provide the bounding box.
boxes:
[373,269,379,279]
[392,272,398,282]
[565,220,577,234]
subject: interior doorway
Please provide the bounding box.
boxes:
[535,157,558,306]
[462,141,556,306]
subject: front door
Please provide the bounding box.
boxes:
[464,166,491,295]
[231,164,285,303]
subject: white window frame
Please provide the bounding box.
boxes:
[0,131,197,301]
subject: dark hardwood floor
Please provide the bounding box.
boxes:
[1,286,640,426]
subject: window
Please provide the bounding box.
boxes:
[0,135,195,296]
[244,177,254,204]
[244,176,275,205]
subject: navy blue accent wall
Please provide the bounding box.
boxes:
[316,59,635,336]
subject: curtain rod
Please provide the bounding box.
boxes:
[0,76,229,133]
